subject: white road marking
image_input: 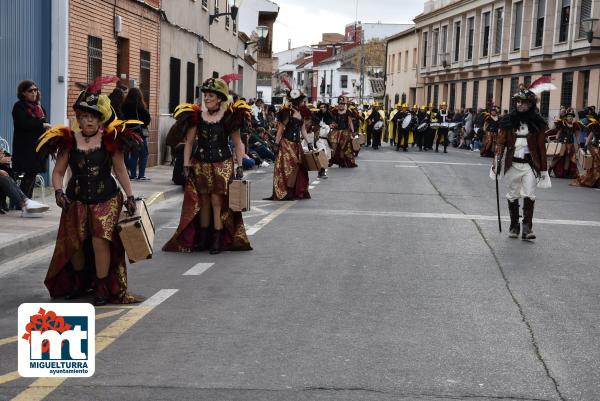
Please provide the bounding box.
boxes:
[394,165,419,168]
[183,262,215,276]
[309,185,315,189]
[302,209,600,228]
[246,201,297,236]
[140,288,179,307]
[0,245,54,278]
[361,159,490,166]
[312,181,320,185]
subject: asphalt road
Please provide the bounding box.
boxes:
[1,145,599,401]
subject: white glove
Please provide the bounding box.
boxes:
[537,171,552,189]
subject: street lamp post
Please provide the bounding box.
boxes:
[209,0,240,25]
[244,26,269,50]
[581,18,600,43]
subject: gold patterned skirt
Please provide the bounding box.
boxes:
[162,158,252,252]
[570,146,600,188]
[44,192,142,304]
[551,143,579,179]
[329,129,357,168]
[266,138,310,201]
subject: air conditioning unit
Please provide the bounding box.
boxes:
[114,15,122,34]
[197,40,204,58]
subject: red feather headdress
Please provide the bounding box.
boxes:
[221,74,242,84]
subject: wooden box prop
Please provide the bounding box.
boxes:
[229,180,251,212]
[303,150,327,171]
[578,148,593,170]
[546,142,565,157]
[117,199,155,263]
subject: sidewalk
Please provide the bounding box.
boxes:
[0,165,182,264]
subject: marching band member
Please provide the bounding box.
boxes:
[366,102,385,150]
[493,82,550,241]
[546,108,582,178]
[415,105,428,151]
[266,88,313,200]
[396,104,414,152]
[435,101,450,153]
[163,78,252,254]
[329,96,357,167]
[37,76,143,305]
[388,103,402,147]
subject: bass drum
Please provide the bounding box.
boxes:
[401,114,412,129]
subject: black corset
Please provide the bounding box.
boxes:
[333,113,349,130]
[194,119,232,162]
[283,117,303,143]
[558,127,575,144]
[66,144,119,204]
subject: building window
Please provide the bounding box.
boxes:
[433,29,439,65]
[405,50,409,71]
[582,70,590,108]
[397,53,402,72]
[579,0,593,38]
[413,48,417,68]
[422,32,429,67]
[391,54,395,74]
[214,0,219,14]
[433,84,439,106]
[472,80,479,111]
[441,25,448,58]
[513,2,523,51]
[202,0,207,7]
[454,22,461,62]
[561,71,574,107]
[394,94,400,105]
[461,81,467,109]
[523,76,531,87]
[341,75,348,89]
[559,0,570,42]
[225,0,230,28]
[87,36,102,82]
[535,0,545,47]
[169,57,181,113]
[257,91,263,99]
[540,74,551,117]
[427,85,432,104]
[482,12,491,57]
[486,79,494,108]
[401,93,407,104]
[116,38,129,88]
[140,50,151,106]
[186,62,195,103]
[449,83,456,111]
[467,17,475,60]
[510,77,519,101]
[494,8,503,54]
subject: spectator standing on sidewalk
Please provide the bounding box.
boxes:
[122,87,151,180]
[108,87,126,119]
[12,80,51,198]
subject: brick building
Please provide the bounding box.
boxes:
[68,0,161,166]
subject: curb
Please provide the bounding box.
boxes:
[0,186,183,265]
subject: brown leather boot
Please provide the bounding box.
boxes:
[508,200,520,238]
[521,197,536,240]
[65,269,87,300]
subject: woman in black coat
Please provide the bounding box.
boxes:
[121,88,151,180]
[12,80,51,198]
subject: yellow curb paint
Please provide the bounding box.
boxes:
[10,290,178,401]
[145,191,165,207]
[0,371,21,385]
[0,335,17,347]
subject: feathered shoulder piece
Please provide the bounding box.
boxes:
[299,105,312,120]
[174,103,202,125]
[277,105,292,125]
[482,112,493,121]
[36,126,74,158]
[553,118,564,128]
[224,100,252,132]
[102,119,144,154]
[586,117,600,132]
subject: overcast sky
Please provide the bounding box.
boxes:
[271,0,426,52]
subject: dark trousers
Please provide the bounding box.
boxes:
[370,128,382,148]
[366,130,372,146]
[19,172,37,199]
[0,175,26,208]
[253,144,275,161]
[128,137,149,178]
[435,129,449,151]
[414,131,424,150]
[424,129,435,149]
[396,129,410,150]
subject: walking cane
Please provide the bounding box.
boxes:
[495,158,502,233]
